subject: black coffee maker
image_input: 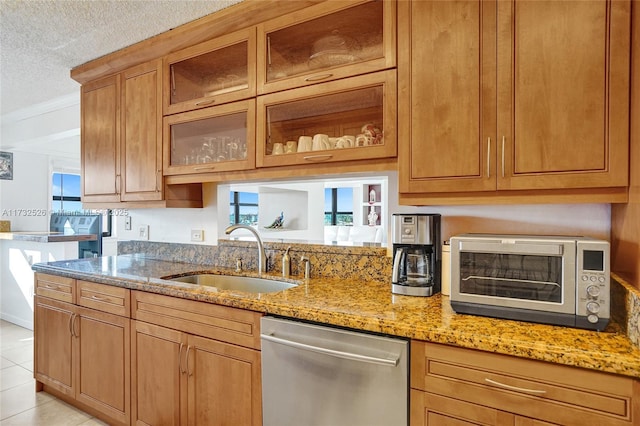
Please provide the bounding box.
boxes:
[391,214,441,296]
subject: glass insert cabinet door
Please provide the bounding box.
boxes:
[163,100,256,175]
[256,70,396,168]
[164,27,256,115]
[257,0,396,94]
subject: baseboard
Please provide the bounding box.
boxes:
[1,312,33,330]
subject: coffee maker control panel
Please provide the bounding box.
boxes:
[392,214,437,245]
[399,216,418,243]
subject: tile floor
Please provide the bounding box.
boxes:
[0,320,106,425]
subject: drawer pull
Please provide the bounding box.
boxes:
[90,295,108,302]
[305,73,333,82]
[485,378,547,395]
[195,99,215,106]
[303,154,333,162]
[44,284,60,290]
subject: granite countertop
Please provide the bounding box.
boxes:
[0,231,97,243]
[32,254,640,379]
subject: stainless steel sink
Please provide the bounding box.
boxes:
[164,273,298,293]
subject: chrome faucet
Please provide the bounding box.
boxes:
[225,224,267,273]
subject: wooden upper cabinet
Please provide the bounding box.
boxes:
[498,0,630,191]
[82,60,164,204]
[121,60,163,202]
[398,0,496,194]
[256,70,396,168]
[163,99,256,175]
[164,27,256,115]
[399,0,631,199]
[257,0,396,95]
[81,75,121,203]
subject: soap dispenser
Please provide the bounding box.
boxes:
[282,246,291,277]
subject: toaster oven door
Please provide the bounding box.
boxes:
[451,239,576,314]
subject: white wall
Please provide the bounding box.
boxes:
[117,183,219,244]
[0,151,51,231]
[385,172,610,243]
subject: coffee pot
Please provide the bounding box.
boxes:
[391,214,441,297]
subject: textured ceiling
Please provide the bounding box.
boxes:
[0,0,242,116]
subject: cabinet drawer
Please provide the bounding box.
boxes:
[78,281,130,317]
[412,341,638,425]
[35,273,75,303]
[132,291,262,349]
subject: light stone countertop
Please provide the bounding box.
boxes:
[32,254,640,379]
[0,231,97,243]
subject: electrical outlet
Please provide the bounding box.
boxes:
[191,229,204,242]
[125,216,132,230]
[139,225,149,240]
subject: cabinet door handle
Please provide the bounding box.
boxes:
[485,378,546,395]
[156,170,162,192]
[194,99,215,107]
[69,314,79,338]
[185,345,193,377]
[501,136,505,178]
[178,343,186,374]
[193,166,216,171]
[44,284,59,290]
[170,66,176,95]
[68,314,75,337]
[303,154,333,162]
[304,73,333,82]
[115,174,121,195]
[267,36,272,66]
[486,137,491,178]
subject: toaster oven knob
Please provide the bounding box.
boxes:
[587,285,600,297]
[586,301,600,314]
[587,314,599,324]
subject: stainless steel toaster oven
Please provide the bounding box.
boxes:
[450,234,610,331]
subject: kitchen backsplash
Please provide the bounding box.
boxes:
[118,240,392,282]
[611,274,640,348]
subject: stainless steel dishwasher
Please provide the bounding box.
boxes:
[261,316,408,426]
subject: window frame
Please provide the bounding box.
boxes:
[325,187,353,226]
[229,191,259,225]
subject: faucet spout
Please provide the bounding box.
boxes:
[225,224,267,273]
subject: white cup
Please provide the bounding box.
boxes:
[337,136,355,149]
[328,137,338,149]
[312,134,330,151]
[285,140,297,154]
[343,135,355,147]
[272,143,284,155]
[356,133,369,147]
[297,136,313,152]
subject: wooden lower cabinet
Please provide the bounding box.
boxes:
[411,390,554,426]
[34,295,130,425]
[34,274,131,426]
[34,296,75,397]
[131,321,184,425]
[411,341,639,426]
[131,291,263,426]
[75,305,130,424]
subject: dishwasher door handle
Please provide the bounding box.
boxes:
[261,333,400,366]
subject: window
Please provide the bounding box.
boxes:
[51,172,112,237]
[324,188,353,225]
[230,191,259,225]
[52,173,82,212]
